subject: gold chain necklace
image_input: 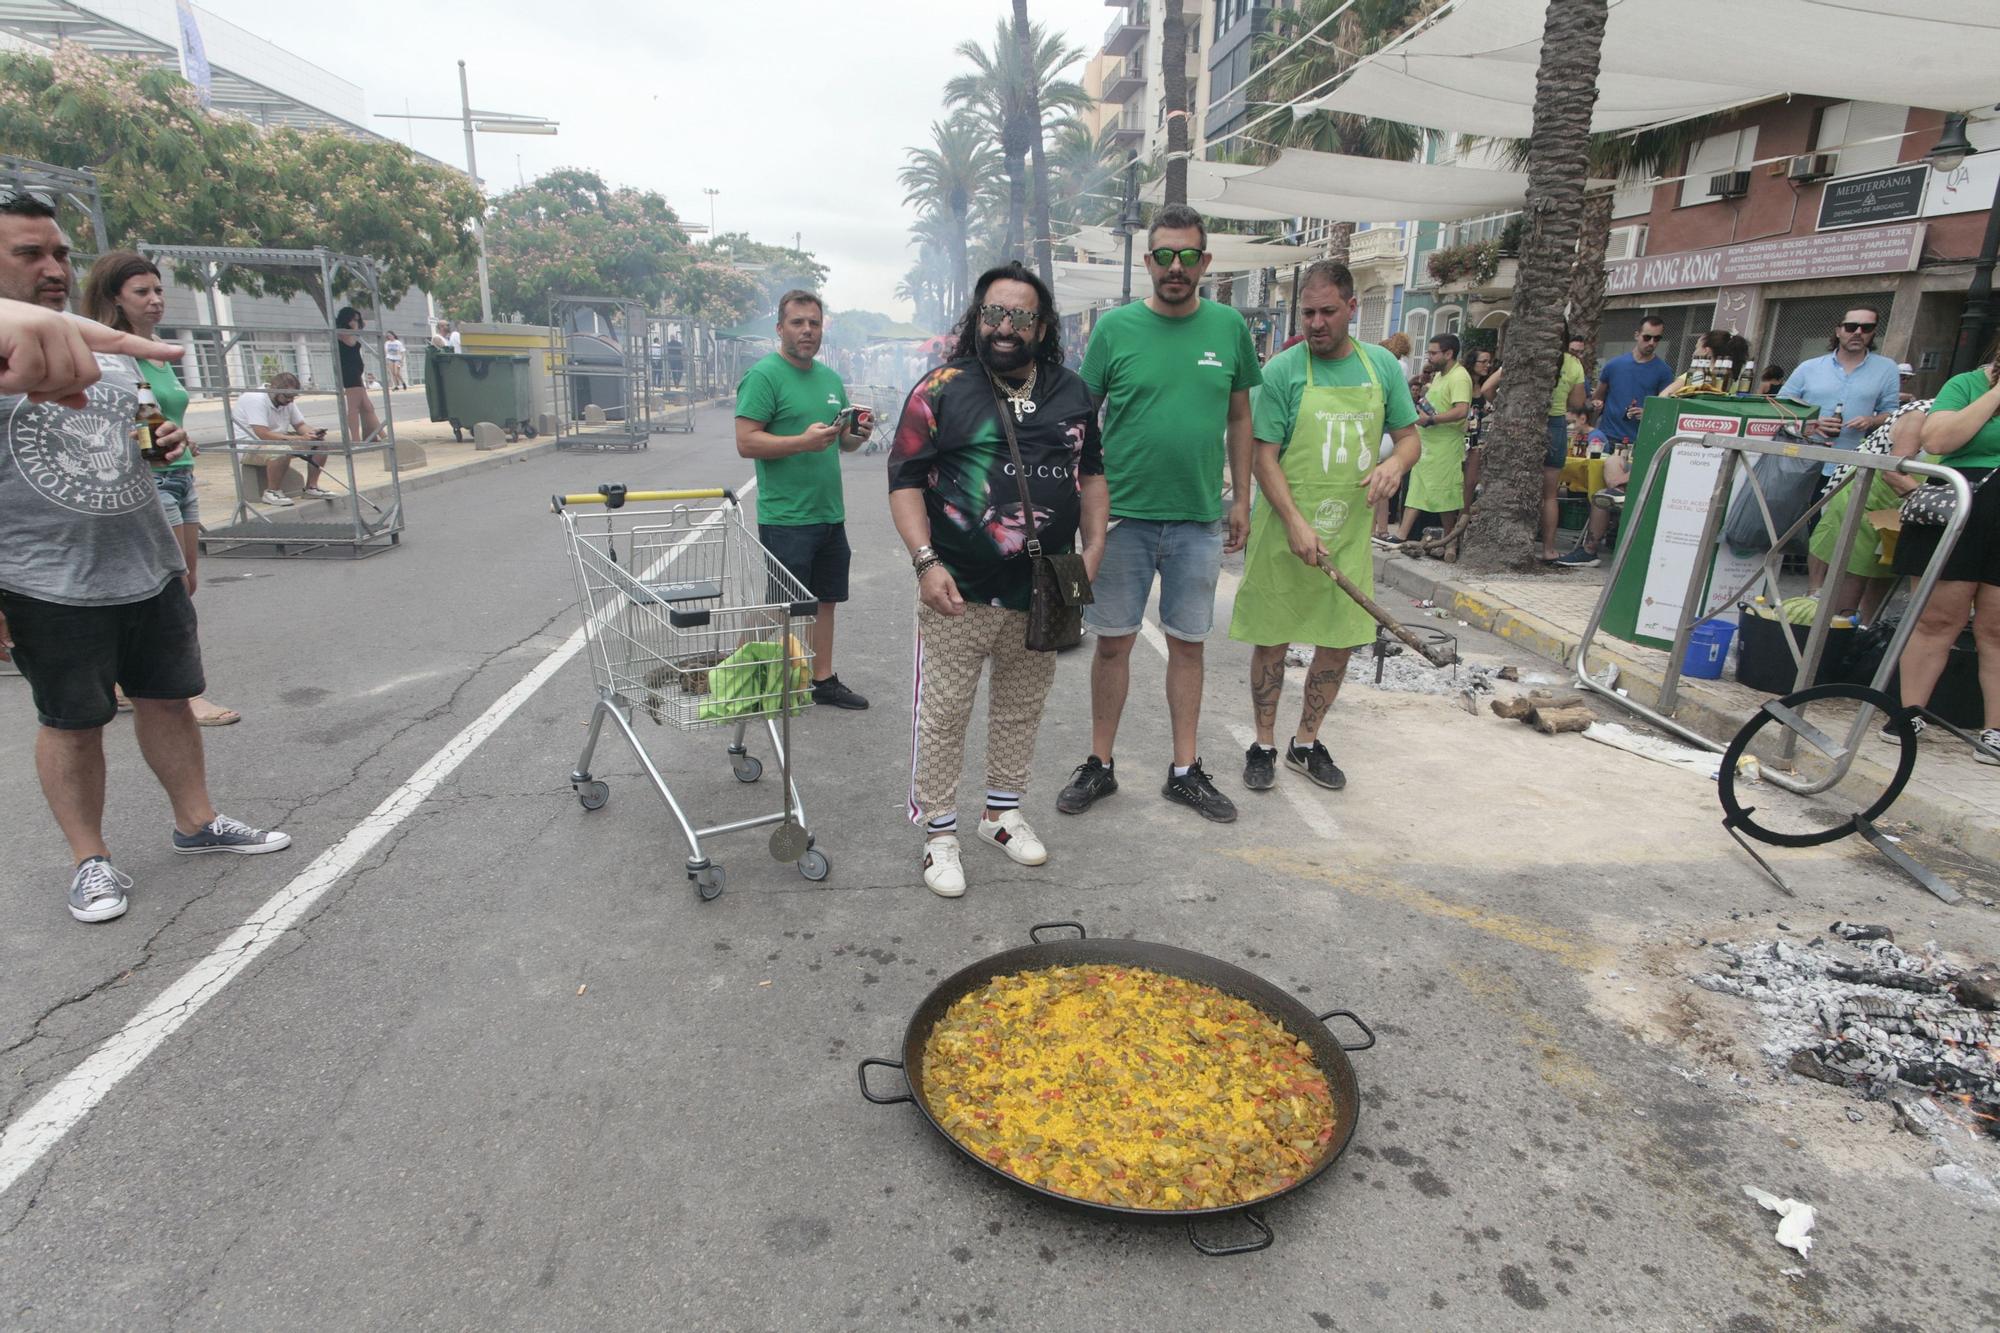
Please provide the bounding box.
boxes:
[995,364,1038,419]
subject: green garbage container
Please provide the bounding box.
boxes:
[426,351,536,442]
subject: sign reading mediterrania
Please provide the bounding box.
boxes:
[1817,165,1927,231]
[1604,223,1926,297]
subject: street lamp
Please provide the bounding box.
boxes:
[703,188,720,243]
[375,61,558,324]
[1927,112,1999,376]
[1108,157,1142,305]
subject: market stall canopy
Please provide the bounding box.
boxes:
[1306,0,2000,139]
[1140,151,1538,222]
[1065,224,1320,268]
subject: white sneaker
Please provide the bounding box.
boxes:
[976,810,1048,866]
[261,489,295,507]
[1976,728,2000,766]
[922,836,966,898]
[300,486,333,499]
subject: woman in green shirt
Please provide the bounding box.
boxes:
[1889,356,2000,760]
[85,252,240,726]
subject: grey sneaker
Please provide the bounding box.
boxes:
[1976,727,2000,766]
[1162,760,1237,823]
[1286,739,1348,791]
[172,814,292,856]
[69,857,131,923]
[1553,543,1601,568]
[1243,743,1277,791]
[1056,756,1117,814]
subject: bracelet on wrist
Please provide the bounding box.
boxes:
[914,555,943,578]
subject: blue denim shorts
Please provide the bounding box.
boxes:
[1544,417,1569,469]
[1083,517,1225,642]
[154,467,199,527]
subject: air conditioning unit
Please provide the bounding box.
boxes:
[1605,224,1648,262]
[1787,153,1837,183]
[1709,170,1752,199]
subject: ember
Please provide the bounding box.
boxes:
[1692,932,2000,1141]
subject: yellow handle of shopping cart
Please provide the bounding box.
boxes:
[551,485,735,512]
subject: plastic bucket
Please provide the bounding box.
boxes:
[1682,618,1736,680]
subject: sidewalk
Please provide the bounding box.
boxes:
[1373,550,2000,867]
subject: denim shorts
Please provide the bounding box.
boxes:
[154,467,199,527]
[0,579,206,729]
[1544,417,1569,469]
[1083,517,1225,642]
[759,521,850,604]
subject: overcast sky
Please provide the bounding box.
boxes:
[198,0,1114,321]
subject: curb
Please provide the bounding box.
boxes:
[1372,552,2000,867]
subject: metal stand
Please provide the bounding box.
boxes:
[1,156,108,256]
[144,245,404,559]
[550,296,651,451]
[645,315,698,433]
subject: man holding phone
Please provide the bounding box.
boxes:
[735,290,874,709]
[233,371,329,506]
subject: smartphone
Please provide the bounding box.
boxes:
[834,406,870,453]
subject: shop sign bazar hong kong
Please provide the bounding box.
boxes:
[1605,223,1926,297]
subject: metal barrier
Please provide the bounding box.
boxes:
[645,314,698,433]
[550,296,651,451]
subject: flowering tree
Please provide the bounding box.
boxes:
[0,45,479,311]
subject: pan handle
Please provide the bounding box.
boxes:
[857,1057,913,1106]
[1317,1010,1376,1052]
[1028,921,1087,943]
[1187,1209,1273,1257]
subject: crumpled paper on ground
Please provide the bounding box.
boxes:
[1742,1185,1816,1257]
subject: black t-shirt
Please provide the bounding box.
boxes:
[338,336,364,388]
[888,357,1104,610]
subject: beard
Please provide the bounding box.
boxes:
[977,334,1033,374]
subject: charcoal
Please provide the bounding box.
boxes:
[1829,922,1895,942]
[1953,977,2000,1012]
[1893,1096,1948,1137]
[1789,1049,1849,1086]
[1826,965,1942,994]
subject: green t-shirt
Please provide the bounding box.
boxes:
[137,357,194,471]
[1252,341,1419,451]
[1081,298,1261,522]
[735,353,848,525]
[1549,353,1584,418]
[1418,362,1472,453]
[1928,369,2000,469]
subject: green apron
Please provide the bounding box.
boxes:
[1406,366,1469,512]
[1229,348,1386,650]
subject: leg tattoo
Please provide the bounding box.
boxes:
[1298,652,1350,743]
[1251,657,1285,737]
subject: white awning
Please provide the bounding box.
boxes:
[1308,0,2000,138]
[1065,225,1321,267]
[1143,149,1535,223]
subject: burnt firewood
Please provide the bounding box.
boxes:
[1952,976,2000,1012]
[1825,965,1943,994]
[1828,922,1895,942]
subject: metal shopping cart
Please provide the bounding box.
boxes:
[552,484,828,898]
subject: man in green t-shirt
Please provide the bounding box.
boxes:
[1393,332,1472,544]
[1057,204,1260,825]
[734,290,874,709]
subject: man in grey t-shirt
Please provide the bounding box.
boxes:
[0,195,291,925]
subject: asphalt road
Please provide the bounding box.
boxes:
[3,403,1996,1331]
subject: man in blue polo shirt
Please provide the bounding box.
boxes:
[1557,313,1675,566]
[1779,304,1902,471]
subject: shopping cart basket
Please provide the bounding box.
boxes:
[551,484,827,898]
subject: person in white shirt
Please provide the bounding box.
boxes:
[433,320,461,353]
[383,331,407,389]
[233,372,328,506]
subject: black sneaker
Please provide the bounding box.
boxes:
[1878,714,1925,744]
[810,675,869,710]
[1163,760,1237,823]
[1243,743,1277,792]
[1056,756,1117,814]
[1286,739,1347,791]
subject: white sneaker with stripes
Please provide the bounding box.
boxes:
[976,810,1048,866]
[922,836,966,898]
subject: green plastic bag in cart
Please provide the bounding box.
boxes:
[697,638,809,721]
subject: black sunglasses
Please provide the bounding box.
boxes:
[1839,321,1877,333]
[1637,333,1662,342]
[1149,247,1204,269]
[977,304,1039,329]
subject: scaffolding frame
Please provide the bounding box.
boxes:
[550,296,651,451]
[0,156,109,255]
[645,314,698,433]
[144,245,404,558]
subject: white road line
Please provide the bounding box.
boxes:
[1138,562,1340,839]
[0,479,755,1201]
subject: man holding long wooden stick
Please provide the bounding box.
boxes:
[1229,260,1420,794]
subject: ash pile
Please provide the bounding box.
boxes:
[1692,924,2000,1142]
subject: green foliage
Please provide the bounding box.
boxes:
[1251,0,1430,164]
[0,45,479,308]
[1427,239,1502,287]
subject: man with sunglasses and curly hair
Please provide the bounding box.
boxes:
[1059,204,1260,825]
[1779,305,1903,463]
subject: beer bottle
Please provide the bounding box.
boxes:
[1712,356,1734,395]
[136,386,170,464]
[1734,359,1756,396]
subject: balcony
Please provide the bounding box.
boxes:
[1106,105,1143,147]
[1103,55,1147,104]
[1347,227,1406,274]
[1103,2,1147,58]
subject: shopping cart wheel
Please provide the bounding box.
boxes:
[798,848,830,882]
[731,754,763,783]
[575,780,609,811]
[693,863,726,901]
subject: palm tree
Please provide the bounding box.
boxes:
[1253,0,1431,262]
[1043,120,1124,233]
[1458,0,1610,571]
[1161,0,1190,204]
[1011,0,1056,287]
[944,18,1090,261]
[900,118,997,316]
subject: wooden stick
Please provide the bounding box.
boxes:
[1316,557,1458,668]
